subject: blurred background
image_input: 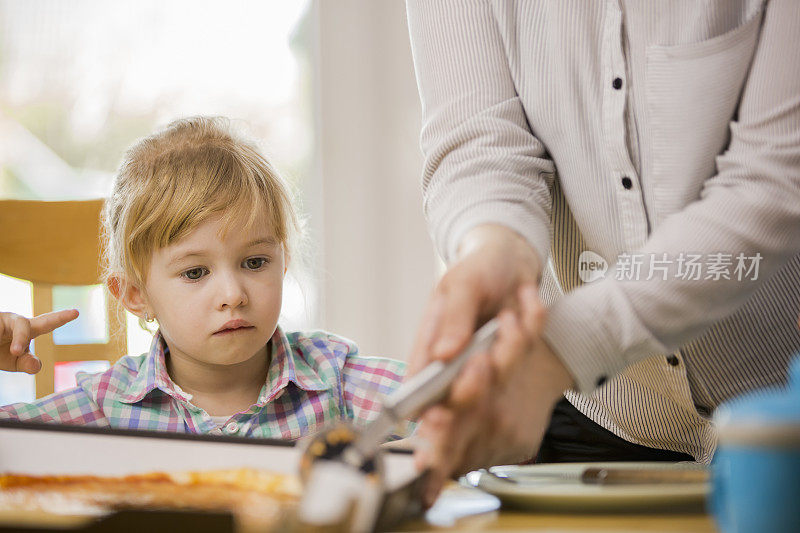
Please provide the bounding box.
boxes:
[0,0,437,403]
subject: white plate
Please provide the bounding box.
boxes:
[465,462,709,512]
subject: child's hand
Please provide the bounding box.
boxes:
[0,310,79,374]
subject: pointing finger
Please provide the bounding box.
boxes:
[29,309,79,338]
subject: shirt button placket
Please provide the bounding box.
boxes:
[602,1,645,248]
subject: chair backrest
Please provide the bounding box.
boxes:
[0,199,127,398]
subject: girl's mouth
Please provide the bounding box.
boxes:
[213,326,255,336]
[213,319,254,335]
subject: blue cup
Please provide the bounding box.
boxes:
[711,356,800,533]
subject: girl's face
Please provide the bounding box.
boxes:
[141,213,285,367]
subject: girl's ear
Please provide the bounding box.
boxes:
[107,275,150,319]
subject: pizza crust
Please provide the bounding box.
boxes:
[0,469,302,530]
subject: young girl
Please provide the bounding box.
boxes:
[0,117,410,440]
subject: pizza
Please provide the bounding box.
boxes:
[0,468,302,529]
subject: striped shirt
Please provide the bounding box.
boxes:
[407,0,800,462]
[0,327,412,440]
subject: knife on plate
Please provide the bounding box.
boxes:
[485,466,709,485]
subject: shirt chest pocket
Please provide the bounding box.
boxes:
[645,5,764,224]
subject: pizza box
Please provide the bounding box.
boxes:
[0,419,424,532]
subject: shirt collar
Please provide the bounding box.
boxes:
[118,332,190,404]
[118,326,330,405]
[258,326,330,405]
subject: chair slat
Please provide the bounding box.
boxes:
[0,199,104,285]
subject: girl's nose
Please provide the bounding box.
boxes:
[217,273,248,309]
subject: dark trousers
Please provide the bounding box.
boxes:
[535,398,695,463]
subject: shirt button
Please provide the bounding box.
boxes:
[596,375,608,387]
[612,77,623,90]
[621,176,633,189]
[225,422,240,433]
[666,355,680,367]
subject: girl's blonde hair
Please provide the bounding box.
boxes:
[102,116,298,290]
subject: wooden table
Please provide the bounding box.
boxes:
[396,483,718,532]
[0,484,718,532]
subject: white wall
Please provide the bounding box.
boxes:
[312,0,438,361]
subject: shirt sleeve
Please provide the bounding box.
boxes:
[341,353,416,439]
[544,0,800,393]
[406,0,555,266]
[0,387,109,426]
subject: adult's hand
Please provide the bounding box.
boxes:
[409,224,575,505]
[0,309,79,373]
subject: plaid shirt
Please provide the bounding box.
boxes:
[0,327,412,440]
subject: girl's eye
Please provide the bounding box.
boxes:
[244,257,269,270]
[182,267,208,280]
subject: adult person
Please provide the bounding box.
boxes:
[405,0,800,504]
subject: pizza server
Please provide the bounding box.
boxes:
[296,318,500,532]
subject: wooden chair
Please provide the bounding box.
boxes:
[0,199,126,398]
